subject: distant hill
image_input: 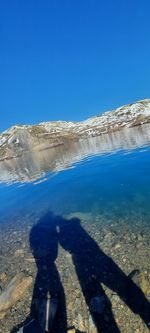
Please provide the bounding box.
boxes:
[0,99,150,161]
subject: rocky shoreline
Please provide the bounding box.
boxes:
[0,212,149,332]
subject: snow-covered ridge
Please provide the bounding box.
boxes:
[39,99,150,134]
[83,100,150,126]
[0,99,150,159]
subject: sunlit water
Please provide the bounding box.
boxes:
[0,124,150,332]
[0,124,150,226]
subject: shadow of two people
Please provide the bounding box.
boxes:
[13,212,150,333]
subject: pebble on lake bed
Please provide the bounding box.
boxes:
[0,272,7,283]
[14,249,24,257]
[129,269,150,296]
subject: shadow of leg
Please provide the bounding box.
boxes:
[75,270,120,333]
[11,212,67,333]
[30,248,67,331]
[58,216,150,332]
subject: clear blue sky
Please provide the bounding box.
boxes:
[0,0,150,132]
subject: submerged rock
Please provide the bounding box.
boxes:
[0,272,33,319]
[128,269,149,296]
[14,249,24,257]
[0,272,7,283]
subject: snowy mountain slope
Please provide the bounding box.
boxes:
[0,99,150,160]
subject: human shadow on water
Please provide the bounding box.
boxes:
[11,212,67,333]
[57,216,150,333]
[11,213,150,333]
[29,212,67,333]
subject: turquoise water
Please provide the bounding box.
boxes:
[0,125,150,225]
[0,125,150,333]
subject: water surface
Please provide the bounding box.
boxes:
[0,124,150,225]
[0,125,150,333]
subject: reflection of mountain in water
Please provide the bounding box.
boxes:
[0,124,150,185]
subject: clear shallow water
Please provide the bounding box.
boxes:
[0,124,150,225]
[0,125,150,333]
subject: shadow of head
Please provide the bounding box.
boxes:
[29,211,59,262]
[56,216,85,253]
